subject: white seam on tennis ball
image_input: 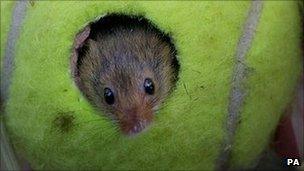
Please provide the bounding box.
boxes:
[216,1,263,170]
[0,1,28,171]
[0,1,28,106]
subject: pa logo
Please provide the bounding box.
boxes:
[286,158,301,166]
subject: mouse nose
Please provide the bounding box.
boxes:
[119,107,153,135]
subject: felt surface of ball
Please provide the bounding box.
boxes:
[1,1,302,170]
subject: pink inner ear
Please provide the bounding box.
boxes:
[70,25,91,90]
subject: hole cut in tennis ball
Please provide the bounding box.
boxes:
[70,13,180,96]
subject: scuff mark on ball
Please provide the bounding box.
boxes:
[53,112,75,133]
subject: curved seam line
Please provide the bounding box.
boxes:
[0,1,28,108]
[0,1,28,171]
[216,1,263,170]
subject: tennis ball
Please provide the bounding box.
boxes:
[1,1,302,170]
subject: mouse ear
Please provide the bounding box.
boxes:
[70,25,91,92]
[71,25,91,73]
[75,26,91,50]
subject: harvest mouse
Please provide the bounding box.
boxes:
[76,14,179,135]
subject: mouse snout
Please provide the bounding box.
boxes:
[119,106,153,135]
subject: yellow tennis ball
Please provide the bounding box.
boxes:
[1,1,302,170]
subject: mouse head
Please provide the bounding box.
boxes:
[81,31,177,135]
[75,15,179,135]
[99,68,162,135]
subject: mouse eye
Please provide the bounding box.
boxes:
[144,78,154,95]
[104,88,115,105]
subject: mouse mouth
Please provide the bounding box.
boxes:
[129,122,148,135]
[120,119,151,136]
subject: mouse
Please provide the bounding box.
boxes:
[75,15,179,135]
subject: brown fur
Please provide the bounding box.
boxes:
[78,25,177,135]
